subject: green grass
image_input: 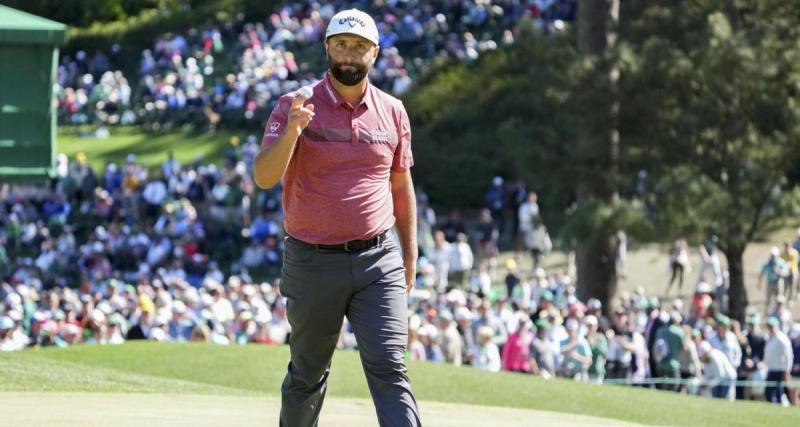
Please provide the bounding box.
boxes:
[1,343,797,426]
[57,127,247,173]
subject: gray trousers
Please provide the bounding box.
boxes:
[279,235,422,427]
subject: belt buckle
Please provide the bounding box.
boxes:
[344,240,350,252]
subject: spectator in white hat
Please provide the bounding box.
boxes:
[418,323,444,363]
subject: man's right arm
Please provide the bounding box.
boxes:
[253,127,301,189]
[253,93,314,189]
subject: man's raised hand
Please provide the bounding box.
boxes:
[287,88,315,136]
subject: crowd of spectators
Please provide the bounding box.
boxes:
[0,139,291,347]
[54,0,576,128]
[1,157,798,407]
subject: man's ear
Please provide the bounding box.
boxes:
[371,46,380,64]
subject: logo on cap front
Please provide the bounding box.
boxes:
[339,16,365,28]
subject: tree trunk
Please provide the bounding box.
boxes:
[575,0,621,315]
[724,246,749,322]
[576,237,618,315]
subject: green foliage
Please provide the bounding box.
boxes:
[2,0,161,27]
[405,32,579,212]
[622,0,800,250]
[407,0,800,257]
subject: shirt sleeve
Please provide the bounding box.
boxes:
[391,101,414,172]
[261,96,291,150]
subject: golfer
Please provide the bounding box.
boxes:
[253,8,422,427]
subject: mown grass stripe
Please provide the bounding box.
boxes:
[1,343,797,426]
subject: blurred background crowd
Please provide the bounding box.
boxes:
[1,149,798,406]
[53,0,575,129]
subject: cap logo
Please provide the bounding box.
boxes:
[339,16,365,28]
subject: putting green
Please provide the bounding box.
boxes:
[1,392,648,426]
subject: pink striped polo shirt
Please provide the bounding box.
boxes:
[261,73,413,244]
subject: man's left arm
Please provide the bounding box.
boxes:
[391,169,417,293]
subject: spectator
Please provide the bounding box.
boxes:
[517,191,539,258]
[666,239,690,296]
[708,315,742,372]
[408,325,426,362]
[429,230,451,292]
[654,311,685,392]
[502,316,533,373]
[769,295,792,331]
[530,319,557,379]
[437,310,463,366]
[440,210,467,243]
[484,176,506,238]
[585,315,608,384]
[698,340,737,400]
[473,325,501,372]
[503,258,521,300]
[759,246,789,313]
[559,318,591,381]
[418,324,444,363]
[764,316,793,404]
[680,326,702,395]
[447,233,473,290]
[781,242,799,301]
[475,208,499,275]
[696,237,723,292]
[472,301,508,351]
[525,217,552,269]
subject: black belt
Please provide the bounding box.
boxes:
[290,230,390,252]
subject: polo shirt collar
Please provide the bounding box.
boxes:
[323,72,372,111]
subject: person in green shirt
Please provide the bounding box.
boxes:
[585,315,608,384]
[654,311,686,392]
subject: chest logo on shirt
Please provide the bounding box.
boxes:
[369,128,390,144]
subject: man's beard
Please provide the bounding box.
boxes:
[328,57,369,86]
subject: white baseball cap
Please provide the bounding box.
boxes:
[326,9,379,46]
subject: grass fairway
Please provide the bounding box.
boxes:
[57,127,248,173]
[1,343,797,426]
